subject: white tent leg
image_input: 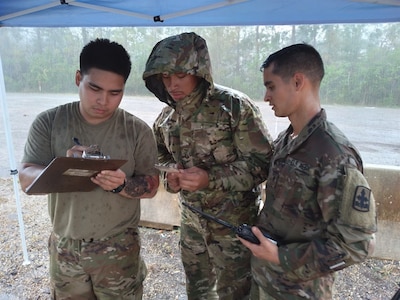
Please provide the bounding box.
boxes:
[0,56,30,265]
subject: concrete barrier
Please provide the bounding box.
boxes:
[140,183,180,230]
[364,164,400,260]
[140,164,400,260]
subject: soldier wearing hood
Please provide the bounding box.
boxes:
[143,32,274,299]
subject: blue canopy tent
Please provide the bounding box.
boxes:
[0,0,400,27]
[1,0,400,264]
[1,0,400,27]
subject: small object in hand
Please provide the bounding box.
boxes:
[82,144,110,159]
[235,224,277,245]
[181,202,278,245]
[154,164,179,173]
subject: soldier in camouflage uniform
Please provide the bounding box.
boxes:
[143,32,274,299]
[239,43,377,299]
[19,39,160,299]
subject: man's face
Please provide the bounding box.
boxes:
[262,64,299,118]
[76,68,125,124]
[161,73,199,102]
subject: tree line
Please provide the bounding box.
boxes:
[0,24,399,107]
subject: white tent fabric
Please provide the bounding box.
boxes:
[1,0,399,264]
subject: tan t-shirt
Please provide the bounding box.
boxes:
[22,101,158,239]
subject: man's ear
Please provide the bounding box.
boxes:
[75,70,82,86]
[293,73,305,90]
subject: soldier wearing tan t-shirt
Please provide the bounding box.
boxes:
[19,38,159,299]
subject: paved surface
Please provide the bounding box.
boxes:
[1,93,399,177]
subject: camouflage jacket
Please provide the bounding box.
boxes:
[143,32,273,220]
[254,109,377,299]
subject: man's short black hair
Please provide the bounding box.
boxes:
[261,43,324,85]
[80,38,131,82]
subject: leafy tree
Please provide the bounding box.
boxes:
[0,24,399,107]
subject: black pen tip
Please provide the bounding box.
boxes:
[72,137,81,145]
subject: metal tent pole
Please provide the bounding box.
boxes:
[0,55,30,265]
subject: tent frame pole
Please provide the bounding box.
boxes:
[0,55,30,265]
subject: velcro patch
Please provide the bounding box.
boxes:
[353,186,371,212]
[339,167,377,232]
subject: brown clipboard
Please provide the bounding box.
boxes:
[25,157,128,194]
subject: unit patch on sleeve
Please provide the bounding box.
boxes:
[352,186,371,212]
[339,167,377,232]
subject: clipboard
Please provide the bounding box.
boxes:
[25,157,128,194]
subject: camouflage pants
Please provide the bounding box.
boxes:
[257,285,333,300]
[180,207,258,300]
[48,228,147,300]
[252,254,334,300]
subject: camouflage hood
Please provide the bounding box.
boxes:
[142,32,214,106]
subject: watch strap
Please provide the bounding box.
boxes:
[110,180,126,193]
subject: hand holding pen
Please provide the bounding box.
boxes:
[66,137,86,158]
[69,137,110,159]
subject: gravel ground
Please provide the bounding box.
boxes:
[1,177,399,300]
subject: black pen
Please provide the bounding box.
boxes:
[72,137,81,146]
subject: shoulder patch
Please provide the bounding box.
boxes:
[353,186,371,212]
[339,167,377,233]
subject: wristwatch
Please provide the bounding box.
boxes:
[110,180,126,193]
